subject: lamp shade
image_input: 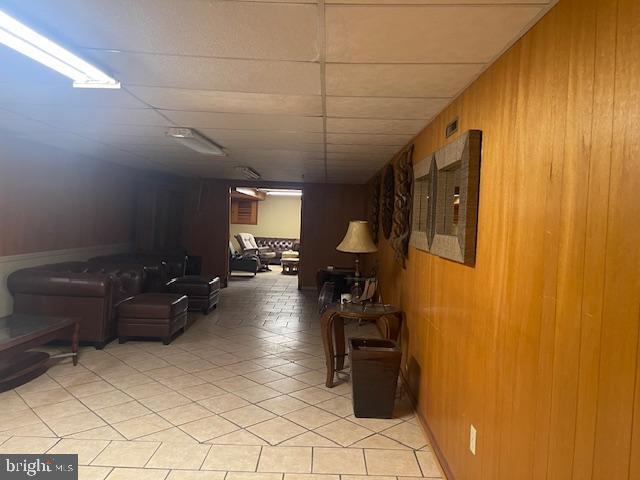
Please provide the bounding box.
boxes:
[336,221,378,254]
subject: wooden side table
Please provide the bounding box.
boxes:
[320,303,402,387]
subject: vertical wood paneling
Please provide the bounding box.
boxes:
[372,0,640,479]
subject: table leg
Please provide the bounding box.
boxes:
[334,316,346,371]
[72,321,79,366]
[377,313,402,341]
[321,311,339,387]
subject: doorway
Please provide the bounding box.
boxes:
[228,186,303,288]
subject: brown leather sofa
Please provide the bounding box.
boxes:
[8,261,144,348]
[254,237,300,264]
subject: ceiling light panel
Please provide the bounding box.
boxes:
[4,0,319,61]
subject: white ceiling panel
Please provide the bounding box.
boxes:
[327,133,413,146]
[162,111,323,133]
[326,5,544,63]
[326,63,485,98]
[127,87,323,116]
[327,118,425,135]
[86,51,321,95]
[203,130,324,149]
[3,0,319,61]
[328,0,549,4]
[326,97,450,120]
[326,144,400,155]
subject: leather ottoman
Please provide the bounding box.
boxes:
[166,275,220,314]
[118,293,188,345]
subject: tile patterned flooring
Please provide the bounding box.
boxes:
[0,267,445,480]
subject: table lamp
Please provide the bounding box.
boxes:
[336,220,378,277]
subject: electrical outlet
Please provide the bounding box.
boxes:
[469,425,477,455]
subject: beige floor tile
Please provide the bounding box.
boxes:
[105,467,168,480]
[55,371,102,388]
[82,391,135,411]
[264,379,308,395]
[258,446,312,474]
[179,416,239,442]
[146,442,211,469]
[284,475,338,480]
[221,405,276,427]
[312,420,372,447]
[0,421,55,438]
[96,401,152,424]
[225,473,282,480]
[0,436,59,453]
[315,397,353,418]
[280,432,338,448]
[78,465,113,480]
[208,429,269,446]
[224,361,264,375]
[254,357,291,369]
[271,364,311,377]
[46,411,107,437]
[198,393,250,414]
[0,409,43,433]
[67,426,126,441]
[137,427,198,444]
[213,376,261,393]
[242,370,287,384]
[292,371,326,386]
[289,389,336,405]
[342,476,395,480]
[166,471,225,480]
[381,422,428,449]
[47,439,110,464]
[20,386,74,408]
[159,403,213,426]
[415,450,444,478]
[351,434,411,450]
[112,413,173,440]
[158,375,207,390]
[284,407,339,430]
[247,418,307,445]
[257,396,307,416]
[108,374,155,390]
[34,399,90,421]
[179,384,227,401]
[195,368,236,383]
[201,444,261,471]
[364,449,421,477]
[0,391,30,414]
[146,367,188,381]
[92,440,160,467]
[122,382,174,400]
[311,447,366,475]
[136,392,193,412]
[15,375,60,394]
[346,416,403,433]
[235,386,282,403]
[68,381,117,399]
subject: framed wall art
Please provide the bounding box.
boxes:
[409,153,436,253]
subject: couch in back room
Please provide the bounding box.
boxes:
[253,237,300,264]
[7,261,145,348]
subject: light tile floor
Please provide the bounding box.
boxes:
[0,266,446,480]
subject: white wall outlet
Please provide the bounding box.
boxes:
[469,425,477,455]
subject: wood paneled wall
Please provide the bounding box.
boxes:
[183,180,366,288]
[0,139,137,256]
[372,0,640,479]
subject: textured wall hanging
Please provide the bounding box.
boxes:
[381,163,395,240]
[369,173,381,244]
[430,130,482,266]
[410,153,436,252]
[391,145,414,267]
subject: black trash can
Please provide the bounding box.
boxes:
[349,337,401,418]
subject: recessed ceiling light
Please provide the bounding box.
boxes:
[166,127,226,156]
[258,188,302,197]
[0,10,120,89]
[236,166,261,180]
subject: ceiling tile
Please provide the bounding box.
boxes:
[326,63,484,98]
[326,96,450,119]
[326,5,544,63]
[86,51,320,95]
[4,0,318,61]
[326,144,399,155]
[128,87,323,116]
[162,111,323,133]
[327,118,425,134]
[327,0,549,4]
[327,133,412,146]
[203,129,324,149]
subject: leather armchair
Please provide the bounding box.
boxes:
[234,233,276,270]
[8,262,144,348]
[229,242,260,275]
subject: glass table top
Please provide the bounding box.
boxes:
[0,314,75,348]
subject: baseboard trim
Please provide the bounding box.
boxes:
[400,370,455,480]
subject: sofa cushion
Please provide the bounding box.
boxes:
[167,276,220,297]
[118,293,188,319]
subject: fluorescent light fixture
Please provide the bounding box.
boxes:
[166,127,226,156]
[236,166,261,180]
[259,188,302,197]
[0,10,120,89]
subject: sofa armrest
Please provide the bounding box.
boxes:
[8,270,112,298]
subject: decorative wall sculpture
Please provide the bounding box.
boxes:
[369,173,381,244]
[391,145,414,267]
[409,153,436,252]
[381,163,395,240]
[430,130,482,266]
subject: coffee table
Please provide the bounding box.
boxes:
[281,258,299,275]
[0,314,79,392]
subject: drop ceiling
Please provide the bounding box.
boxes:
[0,0,556,183]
